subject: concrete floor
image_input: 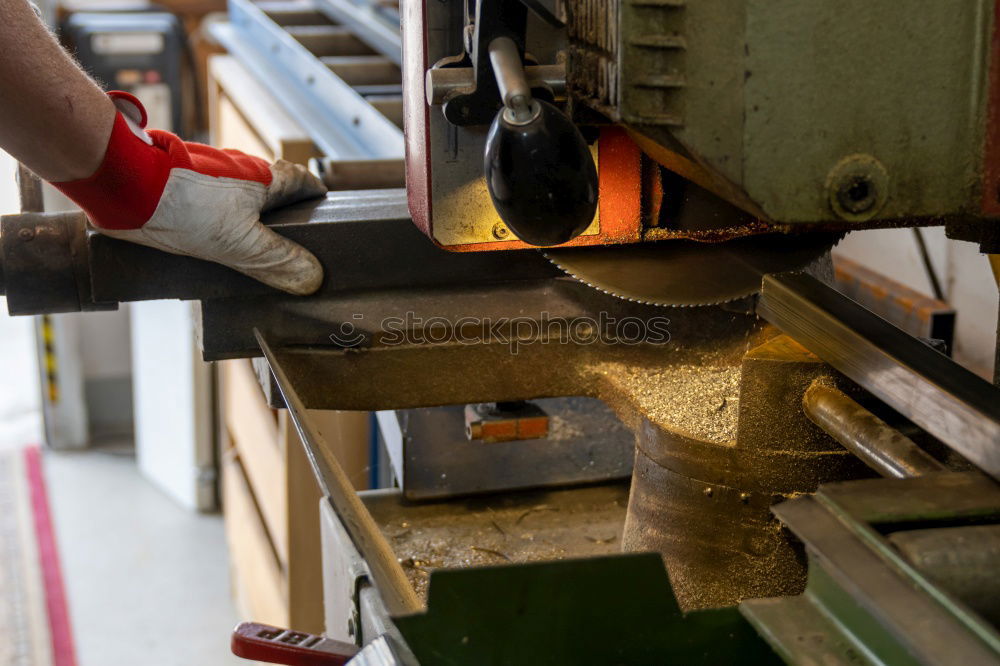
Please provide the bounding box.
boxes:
[44,448,246,666]
[0,294,244,665]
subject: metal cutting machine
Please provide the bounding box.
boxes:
[2,0,1000,663]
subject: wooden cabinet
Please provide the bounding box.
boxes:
[208,52,369,633]
[219,360,373,632]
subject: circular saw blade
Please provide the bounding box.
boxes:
[545,232,842,307]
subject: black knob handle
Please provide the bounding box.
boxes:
[483,100,598,247]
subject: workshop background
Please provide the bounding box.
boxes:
[1,0,999,664]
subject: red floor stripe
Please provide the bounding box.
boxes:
[24,446,78,666]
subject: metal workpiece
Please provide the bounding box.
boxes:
[758,271,1000,481]
[742,475,1000,665]
[464,400,548,441]
[62,190,415,307]
[214,0,403,159]
[257,330,423,617]
[425,64,565,106]
[4,190,560,316]
[802,382,947,479]
[833,255,956,352]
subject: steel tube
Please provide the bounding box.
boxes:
[802,382,946,479]
[758,272,1000,480]
[86,189,561,305]
[488,37,531,108]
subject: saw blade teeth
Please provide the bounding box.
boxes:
[545,253,742,307]
[543,231,846,308]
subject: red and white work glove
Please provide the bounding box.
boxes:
[53,91,326,295]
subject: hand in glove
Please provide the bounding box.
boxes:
[53,91,325,295]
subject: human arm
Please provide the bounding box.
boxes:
[0,0,325,295]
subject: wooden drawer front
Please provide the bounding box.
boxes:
[220,360,329,633]
[222,449,288,626]
[222,360,289,565]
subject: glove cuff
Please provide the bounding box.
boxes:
[52,93,171,230]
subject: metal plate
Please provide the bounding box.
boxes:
[545,232,842,306]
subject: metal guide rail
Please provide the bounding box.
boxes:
[210,0,404,159]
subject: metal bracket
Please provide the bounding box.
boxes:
[440,0,528,126]
[0,212,116,315]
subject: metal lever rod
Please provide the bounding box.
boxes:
[488,36,536,124]
[255,329,423,616]
[802,381,947,479]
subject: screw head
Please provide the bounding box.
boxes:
[836,175,876,214]
[826,154,889,222]
[18,227,35,241]
[491,222,510,240]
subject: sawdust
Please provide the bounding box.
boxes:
[371,486,629,602]
[594,353,742,444]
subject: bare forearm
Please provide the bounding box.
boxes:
[0,0,114,181]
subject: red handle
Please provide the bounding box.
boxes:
[231,622,360,666]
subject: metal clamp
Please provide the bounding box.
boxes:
[0,211,115,315]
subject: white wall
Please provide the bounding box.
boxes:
[0,151,44,450]
[835,228,998,379]
[0,151,16,213]
[78,308,133,380]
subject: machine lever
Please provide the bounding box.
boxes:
[231,622,359,666]
[482,37,598,247]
